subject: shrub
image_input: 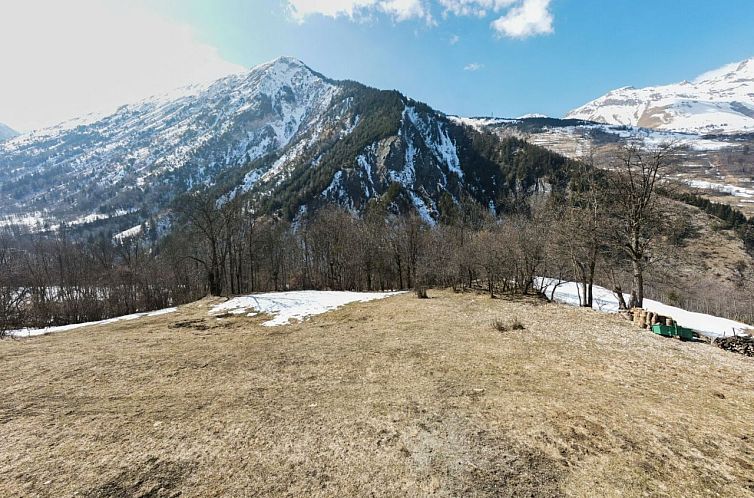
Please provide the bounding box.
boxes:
[492,316,525,332]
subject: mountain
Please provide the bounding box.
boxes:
[0,57,570,230]
[566,57,754,134]
[0,122,18,142]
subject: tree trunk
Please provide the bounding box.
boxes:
[630,257,644,308]
[613,285,628,310]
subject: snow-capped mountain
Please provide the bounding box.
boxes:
[0,122,18,142]
[0,57,568,229]
[566,57,754,134]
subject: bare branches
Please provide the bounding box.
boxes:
[603,142,676,307]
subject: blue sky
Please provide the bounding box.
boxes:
[145,0,754,118]
[3,0,754,130]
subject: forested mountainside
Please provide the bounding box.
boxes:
[0,57,573,232]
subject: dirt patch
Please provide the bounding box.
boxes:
[83,457,193,498]
[168,319,210,330]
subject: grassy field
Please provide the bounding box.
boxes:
[1,290,753,497]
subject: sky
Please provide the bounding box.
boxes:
[2,0,754,132]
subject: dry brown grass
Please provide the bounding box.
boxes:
[1,290,754,497]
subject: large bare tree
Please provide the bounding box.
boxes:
[558,151,608,307]
[174,191,238,296]
[605,142,675,308]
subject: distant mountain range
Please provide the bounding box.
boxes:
[566,57,754,134]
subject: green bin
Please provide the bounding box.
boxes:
[651,323,694,341]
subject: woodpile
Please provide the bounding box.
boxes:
[713,336,754,357]
[629,308,674,330]
[627,307,754,355]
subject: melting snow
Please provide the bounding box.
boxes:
[684,179,754,198]
[209,290,404,326]
[537,278,752,338]
[408,191,437,226]
[113,224,143,241]
[9,307,178,338]
[321,171,344,198]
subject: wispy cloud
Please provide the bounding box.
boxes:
[439,0,516,18]
[464,62,485,71]
[449,34,460,44]
[287,0,435,25]
[286,0,554,38]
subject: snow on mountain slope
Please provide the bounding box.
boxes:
[0,57,338,221]
[566,57,754,134]
[0,122,18,141]
[0,57,570,229]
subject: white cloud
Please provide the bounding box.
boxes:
[288,0,434,24]
[0,0,244,131]
[464,62,485,71]
[491,0,553,38]
[449,34,460,44]
[287,0,553,39]
[438,0,516,18]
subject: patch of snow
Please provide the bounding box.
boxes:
[434,122,463,179]
[537,278,753,338]
[9,307,178,338]
[209,290,404,326]
[448,116,518,131]
[0,212,48,228]
[357,153,375,197]
[113,224,143,241]
[408,190,437,226]
[321,171,344,199]
[240,168,265,193]
[684,179,754,198]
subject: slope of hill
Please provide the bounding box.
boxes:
[566,57,754,134]
[0,57,570,229]
[2,291,753,496]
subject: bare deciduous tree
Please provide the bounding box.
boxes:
[605,142,675,308]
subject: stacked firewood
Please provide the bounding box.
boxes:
[629,308,674,330]
[713,336,754,357]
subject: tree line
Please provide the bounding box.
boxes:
[3,142,753,335]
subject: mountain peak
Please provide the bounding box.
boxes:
[254,56,311,74]
[272,55,307,66]
[566,57,754,133]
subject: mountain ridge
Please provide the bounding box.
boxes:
[0,57,570,231]
[566,57,754,134]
